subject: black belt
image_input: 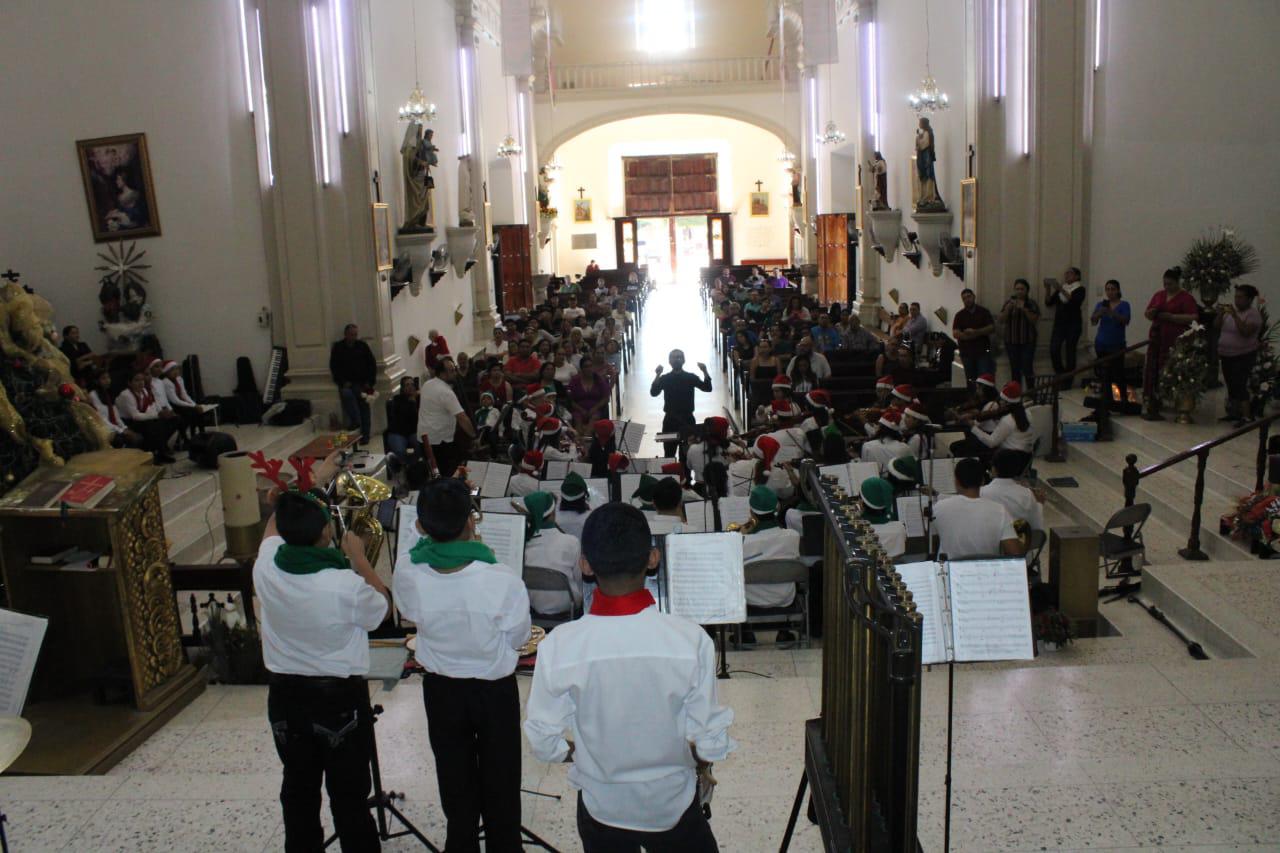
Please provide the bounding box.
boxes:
[269,672,364,689]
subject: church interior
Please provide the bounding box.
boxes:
[1,0,1279,850]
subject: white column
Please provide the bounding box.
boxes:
[457,11,499,341]
[853,1,882,323]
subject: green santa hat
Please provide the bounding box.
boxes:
[886,454,922,487]
[859,476,896,525]
[631,474,659,505]
[560,472,588,502]
[749,485,779,516]
[521,491,557,541]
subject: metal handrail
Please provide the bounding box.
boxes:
[1122,411,1280,560]
[1043,340,1150,462]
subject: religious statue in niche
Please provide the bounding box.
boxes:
[914,117,946,211]
[866,151,889,210]
[399,124,438,234]
[94,240,154,350]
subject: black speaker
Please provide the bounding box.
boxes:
[267,399,312,426]
[189,431,237,470]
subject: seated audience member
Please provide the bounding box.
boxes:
[741,485,803,644]
[87,368,144,450]
[508,450,543,497]
[60,324,97,381]
[393,477,529,851]
[480,363,513,406]
[504,340,543,386]
[875,337,916,381]
[810,313,842,353]
[841,314,883,355]
[115,371,178,464]
[931,457,1024,559]
[161,360,204,448]
[522,491,583,616]
[485,325,510,360]
[904,302,929,349]
[386,376,421,463]
[524,503,734,852]
[965,381,1037,470]
[424,329,450,375]
[860,476,908,558]
[787,355,819,395]
[981,449,1046,532]
[861,410,912,474]
[787,338,831,381]
[555,473,592,540]
[784,296,811,326]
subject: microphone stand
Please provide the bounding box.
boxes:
[705,475,731,680]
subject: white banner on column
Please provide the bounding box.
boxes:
[802,0,839,65]
[501,0,534,77]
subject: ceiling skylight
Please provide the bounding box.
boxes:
[635,0,695,53]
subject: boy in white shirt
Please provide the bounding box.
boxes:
[508,449,543,496]
[522,490,583,616]
[860,476,908,557]
[525,503,735,852]
[980,449,1046,532]
[393,477,531,851]
[931,457,1025,560]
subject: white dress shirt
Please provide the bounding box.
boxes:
[523,604,736,832]
[728,458,758,497]
[743,524,802,607]
[524,528,583,615]
[392,554,531,680]
[162,376,197,409]
[115,388,160,421]
[556,509,590,541]
[971,413,1038,454]
[149,376,173,411]
[90,390,126,434]
[768,427,810,465]
[981,478,1045,531]
[252,536,388,677]
[508,472,541,497]
[932,495,1018,560]
[416,376,464,445]
[871,521,909,558]
[788,352,832,380]
[861,437,913,474]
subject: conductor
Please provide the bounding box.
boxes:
[650,349,713,456]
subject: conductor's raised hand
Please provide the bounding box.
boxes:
[696,362,708,373]
[654,364,665,376]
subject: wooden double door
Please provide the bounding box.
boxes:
[494,224,533,312]
[614,213,733,275]
[816,213,857,305]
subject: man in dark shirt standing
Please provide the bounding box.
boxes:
[951,288,996,387]
[650,349,713,457]
[329,323,377,445]
[1045,266,1086,387]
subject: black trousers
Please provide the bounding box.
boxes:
[126,418,177,456]
[422,672,522,852]
[431,438,465,479]
[267,674,379,853]
[576,792,718,853]
[1050,323,1082,379]
[662,412,697,458]
[1220,351,1256,408]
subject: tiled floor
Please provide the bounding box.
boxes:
[6,283,1280,851]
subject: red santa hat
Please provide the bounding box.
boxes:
[534,402,554,419]
[876,375,895,391]
[771,374,792,391]
[975,373,997,389]
[806,389,832,409]
[704,416,729,440]
[752,435,781,468]
[520,449,544,472]
[607,451,630,473]
[524,384,546,399]
[161,360,180,374]
[661,461,684,476]
[1000,381,1023,403]
[593,419,615,444]
[891,384,915,403]
[536,416,562,436]
[771,399,801,417]
[878,409,904,432]
[146,357,164,373]
[903,401,931,424]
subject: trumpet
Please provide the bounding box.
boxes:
[725,518,759,534]
[335,471,391,565]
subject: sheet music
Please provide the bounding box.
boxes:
[584,478,610,507]
[924,459,956,495]
[613,420,646,454]
[544,460,569,481]
[848,462,881,493]
[542,480,564,497]
[681,502,708,533]
[948,559,1034,662]
[480,497,522,515]
[664,533,746,624]
[395,505,521,577]
[0,609,47,715]
[897,496,928,538]
[619,473,643,502]
[643,512,682,535]
[819,463,853,494]
[475,514,526,575]
[464,460,489,484]
[716,496,751,529]
[569,461,594,478]
[480,464,512,498]
[895,562,949,666]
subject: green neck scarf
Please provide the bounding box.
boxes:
[475,405,493,424]
[409,536,497,571]
[275,545,349,575]
[863,506,894,525]
[752,515,780,532]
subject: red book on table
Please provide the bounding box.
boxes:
[60,474,116,509]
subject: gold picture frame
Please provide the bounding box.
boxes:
[573,198,592,223]
[960,178,978,248]
[76,132,162,242]
[750,191,770,217]
[371,203,393,271]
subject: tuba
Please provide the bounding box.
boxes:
[337,471,391,566]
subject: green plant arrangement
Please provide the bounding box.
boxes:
[1158,323,1210,409]
[1248,303,1278,416]
[1032,608,1074,649]
[1182,228,1259,305]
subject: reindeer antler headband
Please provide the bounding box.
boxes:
[249,451,328,516]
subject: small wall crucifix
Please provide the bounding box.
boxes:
[577,186,586,199]
[754,180,764,192]
[0,270,20,282]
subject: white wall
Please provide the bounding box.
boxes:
[547,114,792,274]
[1090,0,1280,337]
[367,0,478,375]
[0,0,272,394]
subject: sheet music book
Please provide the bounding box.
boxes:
[465,460,489,491]
[568,461,594,479]
[895,558,1033,665]
[543,460,569,481]
[619,473,643,502]
[0,608,47,715]
[643,512,683,535]
[631,457,675,475]
[924,459,957,495]
[584,478,610,507]
[897,496,929,537]
[681,502,708,533]
[480,464,512,498]
[612,420,646,454]
[663,533,747,625]
[819,463,855,494]
[716,496,752,529]
[542,479,564,497]
[395,506,522,577]
[480,497,522,515]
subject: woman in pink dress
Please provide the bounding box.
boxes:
[1143,266,1200,419]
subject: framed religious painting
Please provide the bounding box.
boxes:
[960,178,978,248]
[76,133,161,242]
[371,203,394,271]
[573,198,593,223]
[750,191,770,217]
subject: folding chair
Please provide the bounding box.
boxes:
[737,559,810,648]
[1098,503,1150,579]
[522,564,582,630]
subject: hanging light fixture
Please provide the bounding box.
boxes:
[818,120,847,145]
[497,134,523,157]
[776,3,797,170]
[399,3,437,123]
[908,0,950,113]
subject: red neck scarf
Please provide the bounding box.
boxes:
[590,588,655,616]
[171,377,193,404]
[94,391,122,426]
[131,386,154,412]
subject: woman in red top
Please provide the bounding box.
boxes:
[479,363,512,406]
[1143,266,1200,419]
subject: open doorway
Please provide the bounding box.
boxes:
[637,218,673,284]
[672,216,709,285]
